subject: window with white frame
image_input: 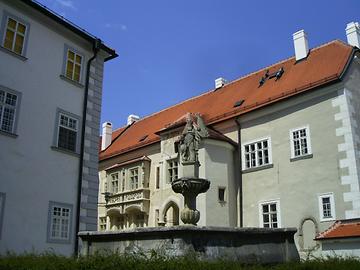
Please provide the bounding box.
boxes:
[111,173,119,194]
[47,202,72,243]
[2,15,28,56]
[99,217,106,231]
[0,89,19,134]
[130,168,139,190]
[65,48,83,82]
[167,159,178,183]
[243,138,271,170]
[318,193,335,221]
[259,200,280,228]
[57,112,78,152]
[290,126,312,158]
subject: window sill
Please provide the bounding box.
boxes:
[0,46,27,61]
[290,153,313,162]
[320,217,336,223]
[59,74,84,88]
[0,129,18,138]
[242,164,274,174]
[51,146,80,157]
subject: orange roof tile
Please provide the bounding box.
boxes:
[315,219,360,240]
[100,40,354,161]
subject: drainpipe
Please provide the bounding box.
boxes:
[74,38,101,255]
[235,118,243,227]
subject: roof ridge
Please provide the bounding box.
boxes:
[316,220,341,239]
[110,40,346,135]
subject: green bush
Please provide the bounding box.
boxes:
[0,253,359,270]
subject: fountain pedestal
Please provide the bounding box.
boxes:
[172,175,210,225]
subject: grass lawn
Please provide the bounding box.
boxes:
[0,253,359,270]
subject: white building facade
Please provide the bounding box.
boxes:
[0,0,117,255]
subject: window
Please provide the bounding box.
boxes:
[243,137,272,170]
[218,187,226,203]
[259,200,280,228]
[0,88,20,134]
[318,193,335,222]
[121,170,126,191]
[62,45,84,84]
[167,159,178,183]
[130,168,139,190]
[290,126,312,158]
[99,217,106,231]
[0,193,5,239]
[1,14,29,56]
[47,202,72,243]
[155,166,160,189]
[54,109,80,153]
[111,173,119,194]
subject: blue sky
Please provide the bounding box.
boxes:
[40,0,360,129]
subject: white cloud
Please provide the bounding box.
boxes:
[120,24,127,31]
[105,23,127,31]
[55,0,76,10]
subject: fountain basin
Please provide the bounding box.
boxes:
[79,226,300,263]
[172,177,210,195]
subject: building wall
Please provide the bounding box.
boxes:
[0,0,105,255]
[320,239,360,257]
[203,139,236,226]
[339,56,360,219]
[239,82,354,255]
[98,130,237,229]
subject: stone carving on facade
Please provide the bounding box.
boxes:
[179,113,209,164]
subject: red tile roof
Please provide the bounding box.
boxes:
[315,219,360,240]
[105,156,151,171]
[100,40,354,161]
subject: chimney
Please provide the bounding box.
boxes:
[293,30,309,61]
[346,22,360,48]
[215,77,227,89]
[101,122,112,151]
[127,114,140,125]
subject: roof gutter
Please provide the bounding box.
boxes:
[235,118,243,227]
[74,38,101,255]
[339,47,359,79]
[20,0,118,59]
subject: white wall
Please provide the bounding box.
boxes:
[0,1,94,255]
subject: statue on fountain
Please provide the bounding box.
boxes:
[172,113,210,225]
[179,113,209,164]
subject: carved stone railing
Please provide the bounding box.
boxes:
[106,189,150,214]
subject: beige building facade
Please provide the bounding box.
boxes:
[98,23,360,256]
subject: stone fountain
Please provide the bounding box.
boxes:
[171,113,210,225]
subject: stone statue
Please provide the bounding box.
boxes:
[179,113,209,164]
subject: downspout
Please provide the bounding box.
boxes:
[235,118,243,227]
[74,38,101,255]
